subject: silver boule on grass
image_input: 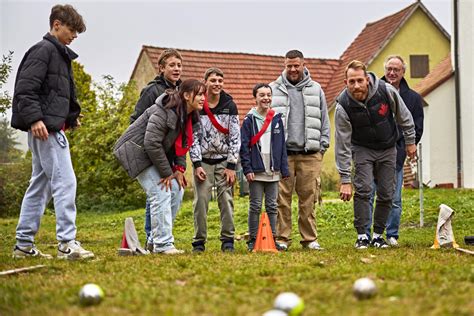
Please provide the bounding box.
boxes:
[353,277,377,300]
[274,292,305,315]
[79,283,104,306]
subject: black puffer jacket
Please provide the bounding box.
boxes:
[11,33,81,132]
[129,74,181,124]
[114,94,200,179]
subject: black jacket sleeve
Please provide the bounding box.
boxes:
[412,93,424,145]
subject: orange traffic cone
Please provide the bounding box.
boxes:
[253,212,278,253]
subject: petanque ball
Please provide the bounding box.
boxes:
[274,292,304,316]
[353,277,377,300]
[79,283,104,306]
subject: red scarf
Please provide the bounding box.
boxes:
[175,114,194,156]
[250,109,275,147]
[203,96,229,134]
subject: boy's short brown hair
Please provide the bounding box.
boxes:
[204,67,224,81]
[158,49,183,69]
[49,4,86,33]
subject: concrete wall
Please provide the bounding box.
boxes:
[130,51,157,92]
[420,77,457,187]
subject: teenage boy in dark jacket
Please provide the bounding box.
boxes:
[129,49,183,248]
[11,4,93,259]
[240,83,289,251]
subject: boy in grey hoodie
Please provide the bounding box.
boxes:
[335,60,416,249]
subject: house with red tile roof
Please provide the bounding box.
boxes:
[130,1,468,187]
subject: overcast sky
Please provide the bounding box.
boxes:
[1,0,451,99]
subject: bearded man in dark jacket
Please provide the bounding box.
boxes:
[366,55,424,246]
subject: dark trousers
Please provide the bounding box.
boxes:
[352,145,396,235]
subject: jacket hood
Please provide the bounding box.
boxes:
[280,68,312,90]
[43,33,78,61]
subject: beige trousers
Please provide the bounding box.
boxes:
[276,152,323,246]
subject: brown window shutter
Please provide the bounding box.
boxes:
[410,55,429,78]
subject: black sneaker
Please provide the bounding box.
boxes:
[221,240,234,253]
[355,238,370,249]
[370,237,389,248]
[192,241,205,253]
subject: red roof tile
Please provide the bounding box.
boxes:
[414,54,453,97]
[324,3,419,106]
[137,46,340,122]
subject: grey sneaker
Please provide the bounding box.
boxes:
[13,245,53,259]
[306,241,323,250]
[58,240,94,260]
[387,237,399,247]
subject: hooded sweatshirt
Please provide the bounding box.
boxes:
[335,72,415,183]
[281,71,312,150]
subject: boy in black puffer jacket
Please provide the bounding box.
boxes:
[11,4,93,260]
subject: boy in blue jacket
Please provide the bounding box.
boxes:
[240,83,290,251]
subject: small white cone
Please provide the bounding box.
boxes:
[431,204,459,249]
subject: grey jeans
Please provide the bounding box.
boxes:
[192,161,234,243]
[16,131,77,247]
[248,180,278,240]
[352,145,396,235]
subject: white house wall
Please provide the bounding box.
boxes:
[421,77,457,187]
[459,0,474,188]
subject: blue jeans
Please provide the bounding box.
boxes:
[16,131,77,247]
[248,181,278,240]
[136,166,183,252]
[367,168,403,239]
[144,199,151,242]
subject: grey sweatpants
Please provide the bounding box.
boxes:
[16,131,77,247]
[352,145,396,235]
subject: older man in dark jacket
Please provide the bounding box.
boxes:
[11,4,93,260]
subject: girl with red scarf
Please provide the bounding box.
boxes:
[114,79,205,254]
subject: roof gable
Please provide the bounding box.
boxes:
[324,2,450,106]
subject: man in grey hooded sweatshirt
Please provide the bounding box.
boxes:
[335,60,416,249]
[270,50,330,250]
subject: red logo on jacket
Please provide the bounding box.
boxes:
[378,103,389,116]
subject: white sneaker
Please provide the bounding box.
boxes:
[160,248,184,255]
[58,240,94,260]
[306,241,324,250]
[387,237,399,247]
[13,245,53,259]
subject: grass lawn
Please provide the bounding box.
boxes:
[1,188,473,315]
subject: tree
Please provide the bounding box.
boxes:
[0,51,13,115]
[69,63,144,211]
